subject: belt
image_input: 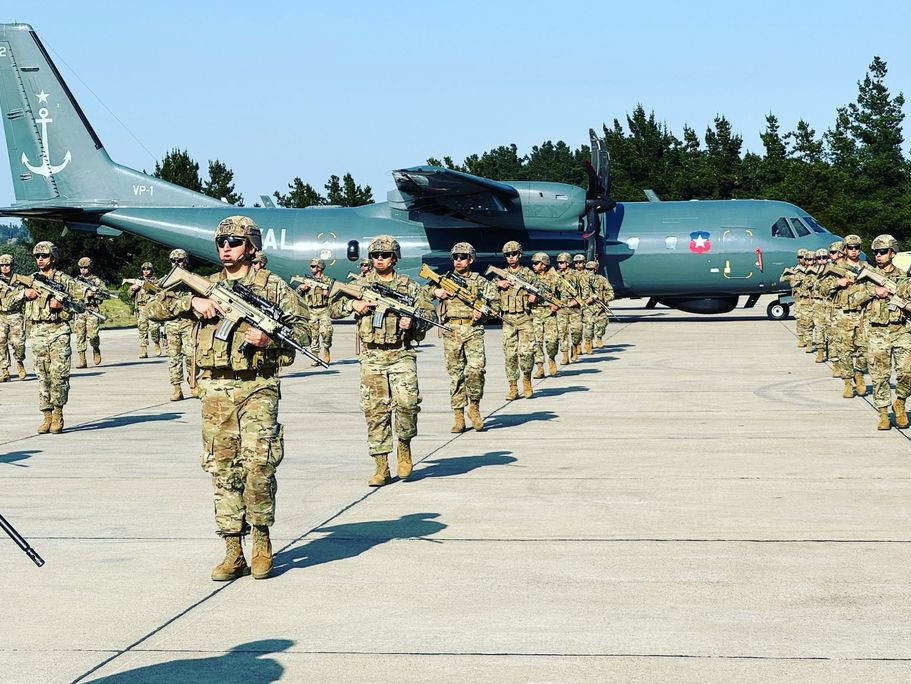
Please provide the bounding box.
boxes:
[201,368,276,380]
[842,308,861,313]
[446,318,474,325]
[364,341,405,350]
[869,322,906,328]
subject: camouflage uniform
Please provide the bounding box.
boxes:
[329,235,432,485]
[495,241,538,397]
[72,258,103,364]
[0,254,26,381]
[155,250,196,396]
[299,258,333,362]
[556,252,584,363]
[812,248,837,363]
[780,250,807,346]
[147,217,308,545]
[854,235,911,429]
[587,262,614,344]
[530,253,572,377]
[132,263,162,355]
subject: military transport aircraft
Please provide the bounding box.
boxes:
[0,23,835,320]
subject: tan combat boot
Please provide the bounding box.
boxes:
[50,407,64,434]
[805,345,815,354]
[571,344,580,362]
[561,350,570,365]
[37,410,52,434]
[170,385,184,401]
[584,340,593,354]
[251,526,273,580]
[310,357,320,367]
[211,535,250,581]
[0,370,9,382]
[522,376,533,399]
[548,358,558,377]
[842,380,855,399]
[397,441,413,480]
[855,372,866,397]
[139,345,148,359]
[323,349,330,364]
[894,399,909,429]
[505,381,519,401]
[76,351,87,369]
[595,337,603,348]
[831,366,840,378]
[877,408,892,431]
[368,454,391,487]
[797,335,805,348]
[815,348,825,363]
[154,342,162,356]
[190,384,200,398]
[451,409,466,433]
[467,400,484,431]
[16,361,26,380]
[532,363,545,379]
[92,347,102,365]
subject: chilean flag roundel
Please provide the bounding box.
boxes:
[689,231,711,254]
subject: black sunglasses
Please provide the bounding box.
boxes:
[829,250,841,254]
[34,253,51,259]
[530,260,542,266]
[873,248,892,255]
[556,260,568,264]
[169,258,183,263]
[79,265,90,269]
[216,236,246,248]
[846,244,862,249]
[503,251,520,257]
[452,253,471,261]
[369,251,394,259]
[141,268,152,271]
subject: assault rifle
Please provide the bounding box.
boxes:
[345,272,362,281]
[12,273,106,321]
[822,263,858,282]
[290,275,332,292]
[329,280,451,333]
[159,266,327,368]
[850,264,911,314]
[419,263,499,319]
[0,511,45,567]
[75,276,117,300]
[484,265,566,308]
[122,278,162,294]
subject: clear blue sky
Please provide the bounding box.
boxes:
[1,1,908,212]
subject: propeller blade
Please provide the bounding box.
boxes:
[588,128,611,198]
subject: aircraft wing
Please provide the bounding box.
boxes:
[390,166,518,215]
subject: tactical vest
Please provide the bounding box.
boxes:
[304,274,332,308]
[498,265,535,315]
[24,270,74,324]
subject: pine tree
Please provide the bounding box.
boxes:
[203,159,243,205]
[154,149,202,192]
[273,178,324,208]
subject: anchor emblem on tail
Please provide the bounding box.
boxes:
[21,91,72,177]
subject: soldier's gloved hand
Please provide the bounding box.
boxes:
[244,327,272,348]
[351,299,374,315]
[191,296,224,319]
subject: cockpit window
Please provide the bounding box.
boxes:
[771,217,795,238]
[801,215,829,234]
[788,217,811,237]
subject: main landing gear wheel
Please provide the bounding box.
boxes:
[767,301,790,320]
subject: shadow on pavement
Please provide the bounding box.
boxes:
[272,513,446,577]
[83,639,293,684]
[532,385,589,398]
[0,449,40,467]
[485,411,557,429]
[94,359,164,369]
[553,367,602,377]
[281,368,340,379]
[409,450,517,481]
[69,412,182,432]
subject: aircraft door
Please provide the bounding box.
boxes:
[720,228,755,279]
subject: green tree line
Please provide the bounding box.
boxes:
[20,56,909,283]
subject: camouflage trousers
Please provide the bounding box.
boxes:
[72,311,100,354]
[199,374,283,534]
[557,307,583,352]
[593,307,608,339]
[0,312,25,371]
[359,347,420,456]
[503,314,535,381]
[30,322,71,410]
[864,322,911,409]
[165,318,195,386]
[833,309,868,379]
[443,323,486,409]
[531,310,559,363]
[795,297,813,342]
[582,304,602,342]
[811,299,829,349]
[136,306,162,348]
[309,307,333,353]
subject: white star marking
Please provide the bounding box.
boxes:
[36,90,50,104]
[693,235,707,248]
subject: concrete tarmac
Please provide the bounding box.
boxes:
[2,298,910,683]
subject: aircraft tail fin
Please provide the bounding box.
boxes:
[0,23,221,214]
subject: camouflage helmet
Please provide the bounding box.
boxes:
[359,257,371,267]
[0,253,12,265]
[586,260,598,269]
[33,241,58,260]
[215,215,262,251]
[77,257,93,268]
[368,234,401,259]
[141,261,154,271]
[251,253,267,266]
[502,240,522,255]
[310,257,325,268]
[556,252,571,263]
[871,234,899,252]
[829,240,845,253]
[797,249,808,258]
[814,248,827,257]
[572,253,586,263]
[531,252,550,265]
[844,234,862,247]
[450,241,476,259]
[169,248,188,261]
